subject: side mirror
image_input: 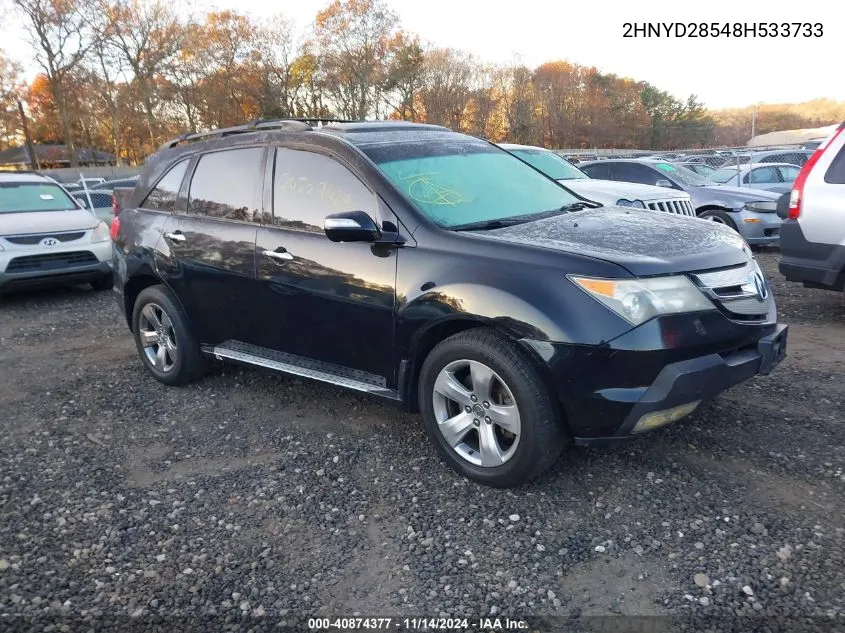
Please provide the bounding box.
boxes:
[655,179,674,188]
[77,197,89,209]
[323,210,381,243]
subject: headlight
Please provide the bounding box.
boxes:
[91,221,110,242]
[568,275,715,326]
[743,201,777,213]
[616,199,646,209]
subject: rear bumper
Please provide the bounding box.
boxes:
[778,220,845,291]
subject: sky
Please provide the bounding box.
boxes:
[3,0,838,110]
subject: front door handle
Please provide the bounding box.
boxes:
[164,231,186,242]
[262,248,293,261]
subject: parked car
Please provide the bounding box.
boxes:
[681,163,719,178]
[709,162,801,193]
[779,122,845,292]
[113,120,787,487]
[71,189,115,225]
[718,149,813,168]
[499,144,696,216]
[91,176,140,191]
[579,159,783,245]
[0,172,113,292]
[77,176,107,188]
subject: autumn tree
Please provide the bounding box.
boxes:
[105,0,182,148]
[419,48,476,130]
[312,0,400,119]
[0,49,22,146]
[12,0,100,165]
[383,31,424,120]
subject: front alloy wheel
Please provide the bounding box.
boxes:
[432,359,521,467]
[419,328,567,487]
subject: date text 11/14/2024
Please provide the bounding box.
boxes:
[307,617,529,630]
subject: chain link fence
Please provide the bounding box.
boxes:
[553,144,815,194]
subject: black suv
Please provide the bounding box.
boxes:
[113,120,788,487]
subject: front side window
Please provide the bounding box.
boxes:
[709,168,737,183]
[272,148,377,233]
[0,182,79,214]
[362,141,580,228]
[779,165,800,182]
[508,148,588,181]
[746,166,779,184]
[188,148,264,221]
[142,159,189,212]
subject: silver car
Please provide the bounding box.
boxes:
[579,159,783,245]
[709,162,801,194]
[0,172,113,292]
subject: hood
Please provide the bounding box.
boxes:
[562,179,688,202]
[0,209,99,236]
[700,185,781,202]
[472,207,749,276]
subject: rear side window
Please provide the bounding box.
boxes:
[825,144,845,184]
[142,160,189,212]
[272,148,377,233]
[746,166,779,184]
[613,162,659,185]
[188,148,264,221]
[581,163,610,179]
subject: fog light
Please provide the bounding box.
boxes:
[632,401,700,433]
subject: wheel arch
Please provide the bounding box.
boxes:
[695,203,735,217]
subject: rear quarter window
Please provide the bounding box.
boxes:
[824,144,845,184]
[141,159,190,212]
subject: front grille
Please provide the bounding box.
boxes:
[4,231,86,245]
[6,251,98,274]
[647,199,696,217]
[691,261,771,320]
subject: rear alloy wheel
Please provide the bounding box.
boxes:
[132,285,204,386]
[699,208,738,231]
[419,328,566,487]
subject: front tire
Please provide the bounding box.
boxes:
[418,328,567,487]
[698,208,738,232]
[132,285,204,386]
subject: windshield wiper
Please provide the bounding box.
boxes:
[451,218,531,232]
[559,201,601,212]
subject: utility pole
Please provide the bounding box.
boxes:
[17,100,39,171]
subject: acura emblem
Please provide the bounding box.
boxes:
[750,271,768,301]
[39,237,59,247]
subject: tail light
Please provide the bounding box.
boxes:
[110,216,120,241]
[112,194,119,215]
[789,122,845,220]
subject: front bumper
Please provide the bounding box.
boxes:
[731,209,782,245]
[0,241,113,291]
[527,314,788,444]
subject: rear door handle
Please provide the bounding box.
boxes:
[164,231,186,242]
[262,248,293,261]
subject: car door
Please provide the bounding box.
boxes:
[253,146,397,381]
[158,146,265,345]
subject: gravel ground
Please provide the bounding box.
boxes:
[1,248,844,632]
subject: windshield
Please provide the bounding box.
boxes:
[0,182,79,214]
[654,162,716,186]
[508,148,588,181]
[363,141,581,228]
[709,168,740,183]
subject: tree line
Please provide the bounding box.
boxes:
[1,0,843,166]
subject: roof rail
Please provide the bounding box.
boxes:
[157,118,361,151]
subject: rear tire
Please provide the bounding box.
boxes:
[132,285,204,386]
[418,328,567,487]
[91,274,114,291]
[698,208,738,232]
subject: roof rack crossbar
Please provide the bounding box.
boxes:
[157,118,363,151]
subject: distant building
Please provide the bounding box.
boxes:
[747,124,838,147]
[0,144,116,170]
